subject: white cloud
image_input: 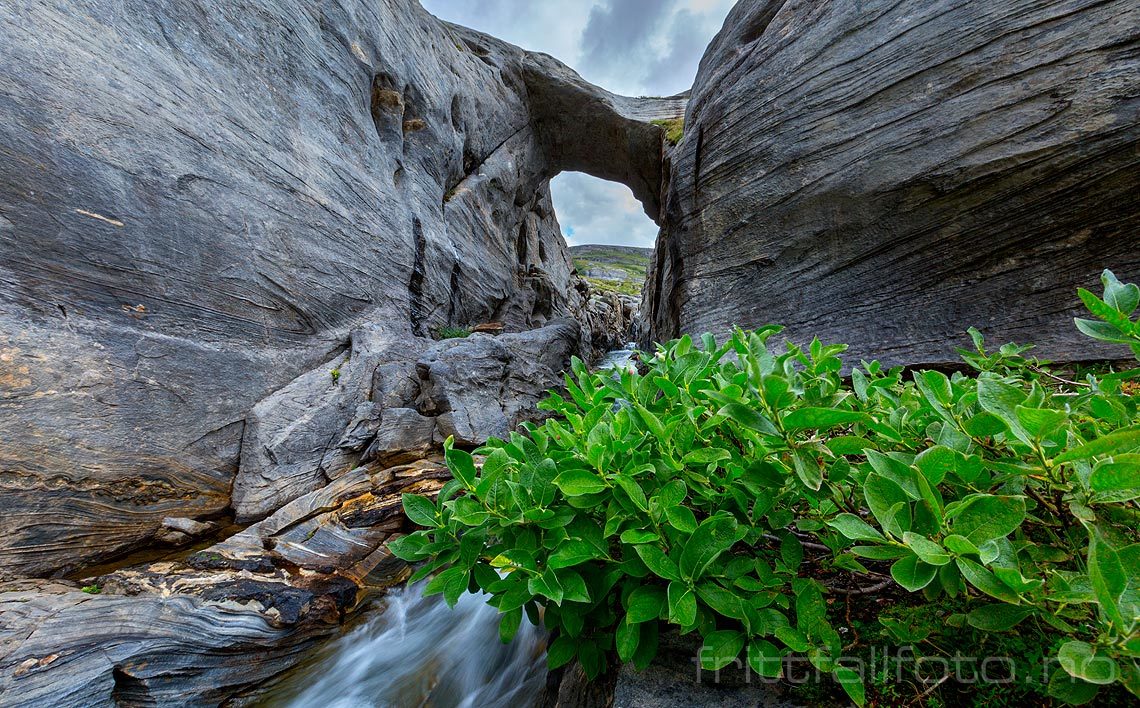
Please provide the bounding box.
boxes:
[551,173,659,248]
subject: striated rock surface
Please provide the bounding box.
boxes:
[645,0,1140,364]
[0,0,681,576]
[0,460,447,707]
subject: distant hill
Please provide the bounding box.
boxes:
[569,245,653,298]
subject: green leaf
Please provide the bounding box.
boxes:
[1048,670,1101,705]
[782,407,867,431]
[834,666,866,707]
[747,639,783,678]
[445,439,478,489]
[667,581,697,626]
[1055,429,1140,463]
[626,585,667,623]
[863,474,910,538]
[865,450,920,499]
[851,545,910,560]
[775,626,809,652]
[902,532,951,566]
[943,534,981,556]
[425,566,469,608]
[528,568,564,605]
[682,448,731,466]
[385,533,429,561]
[700,630,745,671]
[977,376,1031,443]
[553,469,607,496]
[1075,318,1133,344]
[1087,528,1127,629]
[619,529,660,544]
[890,555,938,592]
[1015,406,1068,439]
[547,636,576,669]
[499,607,522,643]
[616,617,640,662]
[966,604,1034,631]
[634,403,667,439]
[780,533,803,571]
[956,557,1020,603]
[665,504,698,533]
[827,513,887,542]
[792,448,823,491]
[653,376,680,399]
[1058,641,1119,685]
[1102,269,1140,315]
[680,513,740,580]
[549,539,605,569]
[950,494,1025,545]
[615,475,649,511]
[635,544,681,582]
[913,446,957,486]
[401,494,440,528]
[1089,455,1140,492]
[719,402,779,435]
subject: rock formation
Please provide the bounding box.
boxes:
[0,0,681,577]
[644,0,1140,365]
[0,460,446,706]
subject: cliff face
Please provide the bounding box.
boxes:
[0,0,680,577]
[645,0,1140,364]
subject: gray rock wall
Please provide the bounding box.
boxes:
[0,0,681,576]
[644,0,1140,365]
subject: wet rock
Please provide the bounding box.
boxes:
[645,0,1140,365]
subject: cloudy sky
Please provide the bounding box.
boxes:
[421,0,737,248]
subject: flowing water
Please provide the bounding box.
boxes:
[597,343,637,372]
[262,584,548,708]
[263,347,640,707]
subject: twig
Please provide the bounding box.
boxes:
[826,577,894,596]
[761,533,830,553]
[909,674,950,705]
[1030,365,1088,389]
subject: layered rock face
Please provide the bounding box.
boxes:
[645,0,1140,364]
[0,0,681,577]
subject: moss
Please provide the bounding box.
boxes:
[81,584,101,594]
[651,117,684,146]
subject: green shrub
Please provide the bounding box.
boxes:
[436,326,472,340]
[651,118,684,146]
[390,270,1140,705]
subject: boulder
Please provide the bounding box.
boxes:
[644,0,1140,365]
[231,319,581,521]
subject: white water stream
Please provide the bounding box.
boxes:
[265,584,548,707]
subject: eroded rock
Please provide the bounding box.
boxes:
[645,0,1140,365]
[0,0,680,576]
[0,460,447,706]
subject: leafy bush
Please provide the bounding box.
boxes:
[651,118,684,146]
[390,270,1140,705]
[436,326,472,340]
